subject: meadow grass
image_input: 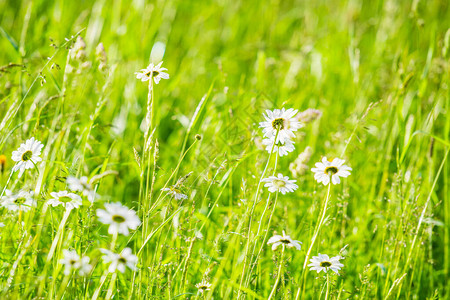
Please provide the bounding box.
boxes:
[0,0,449,299]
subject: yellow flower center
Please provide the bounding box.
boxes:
[14,197,26,205]
[272,118,285,130]
[324,166,338,175]
[320,261,332,267]
[22,151,33,161]
[272,179,286,188]
[112,215,126,223]
[59,196,73,203]
[146,70,160,77]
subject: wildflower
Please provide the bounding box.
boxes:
[0,154,6,173]
[67,176,97,202]
[289,146,313,177]
[11,137,44,178]
[135,61,169,84]
[308,253,344,274]
[311,157,352,186]
[267,231,302,251]
[59,249,92,276]
[297,108,322,124]
[259,108,302,143]
[262,137,295,157]
[47,191,82,210]
[1,190,36,212]
[96,202,141,236]
[95,43,108,71]
[195,280,212,293]
[161,186,188,200]
[70,36,87,61]
[100,248,137,273]
[262,173,298,194]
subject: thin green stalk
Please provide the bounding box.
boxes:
[296,181,332,300]
[268,245,285,300]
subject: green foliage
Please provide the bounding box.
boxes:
[0,0,449,298]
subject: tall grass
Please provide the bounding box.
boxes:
[0,0,449,298]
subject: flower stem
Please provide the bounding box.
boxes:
[268,245,285,300]
[238,130,279,297]
[325,272,330,300]
[296,181,332,300]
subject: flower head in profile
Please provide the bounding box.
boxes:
[11,137,44,178]
[1,190,36,212]
[195,280,212,293]
[96,202,141,236]
[311,157,352,186]
[259,108,302,143]
[59,249,92,276]
[262,173,298,195]
[308,253,344,275]
[267,231,302,251]
[262,137,295,157]
[100,247,137,273]
[161,186,188,200]
[135,61,169,84]
[47,191,82,210]
[67,176,97,202]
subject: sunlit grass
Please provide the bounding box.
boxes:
[0,0,449,299]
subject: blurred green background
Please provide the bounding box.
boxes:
[0,0,449,298]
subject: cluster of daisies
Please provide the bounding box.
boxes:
[0,137,142,276]
[258,108,352,275]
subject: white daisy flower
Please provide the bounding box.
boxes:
[262,137,295,157]
[267,231,302,251]
[262,173,298,195]
[11,137,44,178]
[135,61,169,84]
[47,191,82,210]
[259,108,302,143]
[311,157,352,186]
[67,176,97,202]
[96,202,141,236]
[195,280,212,293]
[100,247,137,273]
[161,186,188,200]
[1,190,36,212]
[308,253,344,274]
[59,249,92,276]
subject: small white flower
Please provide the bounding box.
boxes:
[195,280,212,293]
[59,249,92,276]
[48,191,82,210]
[262,173,298,195]
[259,108,302,143]
[161,186,188,200]
[100,247,137,273]
[1,190,36,212]
[0,222,5,227]
[262,137,295,157]
[11,137,44,178]
[67,176,97,202]
[96,202,141,236]
[311,157,352,186]
[267,231,302,251]
[308,253,344,274]
[135,61,169,84]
